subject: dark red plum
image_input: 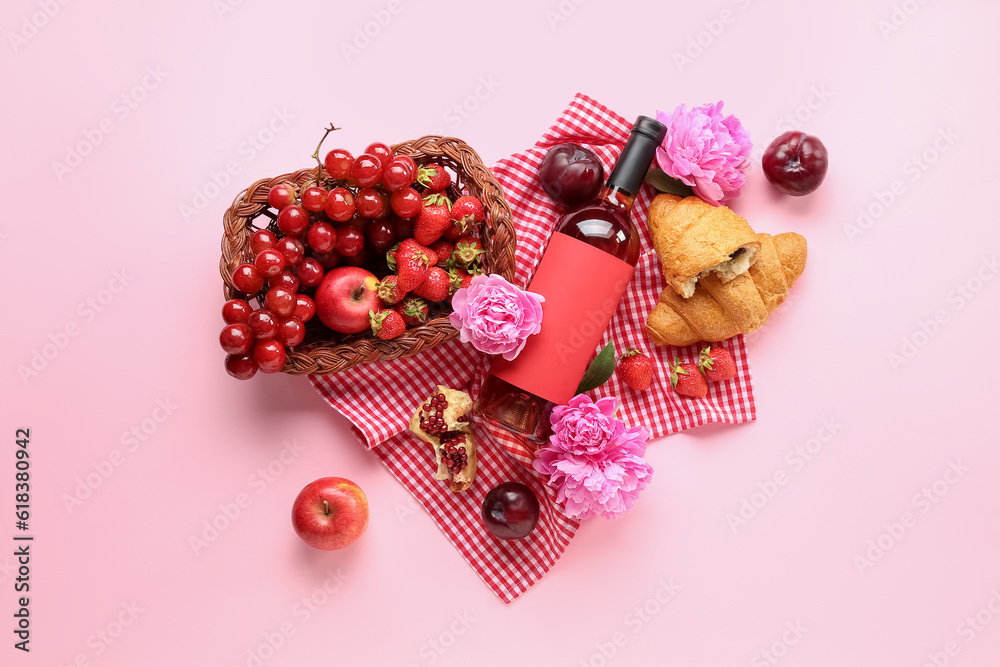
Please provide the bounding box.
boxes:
[482,482,540,540]
[539,143,605,208]
[762,132,828,196]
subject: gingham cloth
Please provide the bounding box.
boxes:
[310,93,756,604]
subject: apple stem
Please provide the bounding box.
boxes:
[310,123,340,186]
[323,499,330,516]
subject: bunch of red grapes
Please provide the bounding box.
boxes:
[220,140,487,380]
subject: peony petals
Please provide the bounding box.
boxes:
[534,394,653,520]
[450,274,544,359]
[653,101,752,206]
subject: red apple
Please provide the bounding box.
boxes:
[314,266,383,334]
[291,477,369,550]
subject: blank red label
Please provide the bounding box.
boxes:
[490,233,635,405]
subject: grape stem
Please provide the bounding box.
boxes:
[309,123,341,187]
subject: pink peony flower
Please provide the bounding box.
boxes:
[655,101,752,206]
[449,274,544,361]
[547,395,623,456]
[533,395,653,520]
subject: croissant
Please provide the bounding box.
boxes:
[648,194,761,298]
[645,232,807,347]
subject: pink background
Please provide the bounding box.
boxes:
[4,0,1000,665]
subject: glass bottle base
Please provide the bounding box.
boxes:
[474,374,553,444]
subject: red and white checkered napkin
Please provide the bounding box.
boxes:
[310,93,756,603]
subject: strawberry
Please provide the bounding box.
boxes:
[395,244,432,292]
[414,193,452,246]
[385,244,399,272]
[413,266,451,302]
[618,348,654,391]
[443,196,484,241]
[431,240,454,267]
[395,295,429,327]
[416,163,451,191]
[399,238,437,266]
[460,265,482,289]
[449,264,484,292]
[376,275,406,305]
[451,195,484,227]
[452,236,485,267]
[698,346,736,382]
[442,222,464,242]
[669,357,707,398]
[370,309,405,340]
[448,268,469,295]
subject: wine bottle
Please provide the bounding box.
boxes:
[475,116,667,440]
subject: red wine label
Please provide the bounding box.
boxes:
[490,233,634,406]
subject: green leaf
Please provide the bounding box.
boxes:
[645,165,695,197]
[575,341,616,395]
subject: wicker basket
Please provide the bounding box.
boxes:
[220,136,517,375]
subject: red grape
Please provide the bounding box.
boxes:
[265,287,296,318]
[294,258,324,287]
[365,142,393,166]
[222,298,252,324]
[250,229,278,255]
[300,186,328,213]
[277,205,309,237]
[220,323,254,355]
[232,263,264,294]
[254,249,286,278]
[275,236,305,266]
[355,188,384,218]
[293,294,316,322]
[335,225,365,256]
[373,195,389,219]
[267,183,296,210]
[248,309,278,340]
[390,188,421,218]
[307,221,337,253]
[350,154,384,188]
[366,219,396,252]
[762,131,829,196]
[344,213,370,232]
[267,270,300,293]
[276,317,305,346]
[382,157,415,191]
[312,250,340,270]
[339,247,370,267]
[253,340,286,374]
[395,154,416,175]
[390,214,414,240]
[324,149,353,180]
[325,187,356,223]
[225,353,258,380]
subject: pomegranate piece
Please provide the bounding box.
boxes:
[417,392,450,436]
[408,385,478,493]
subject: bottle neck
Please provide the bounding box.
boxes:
[598,184,636,215]
[603,116,667,206]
